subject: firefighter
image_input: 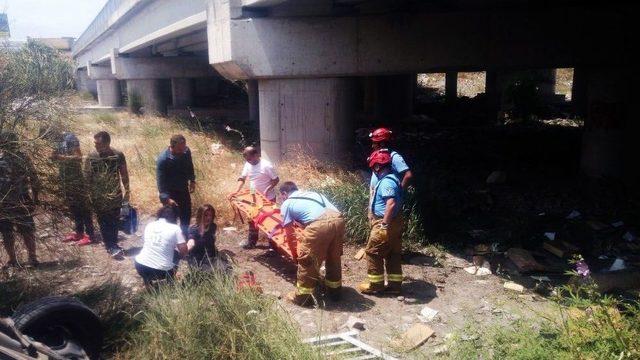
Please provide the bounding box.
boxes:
[279,181,345,306]
[369,127,413,190]
[358,150,404,295]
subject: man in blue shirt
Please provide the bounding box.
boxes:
[368,127,413,191]
[358,150,405,295]
[156,134,196,236]
[279,181,345,306]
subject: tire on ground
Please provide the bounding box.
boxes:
[12,296,103,359]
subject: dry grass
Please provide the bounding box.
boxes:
[555,68,574,101]
[418,72,486,98]
[70,111,242,222]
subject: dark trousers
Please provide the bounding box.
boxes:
[135,261,175,285]
[96,208,120,250]
[168,190,191,236]
[69,203,95,238]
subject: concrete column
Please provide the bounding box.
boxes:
[76,69,97,98]
[445,71,458,102]
[126,79,167,115]
[258,78,357,163]
[571,67,588,117]
[485,70,500,122]
[247,80,259,123]
[96,79,122,107]
[580,68,627,179]
[536,69,557,97]
[171,78,194,108]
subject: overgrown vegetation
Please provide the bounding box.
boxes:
[119,272,321,360]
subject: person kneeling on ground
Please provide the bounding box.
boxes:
[187,204,229,273]
[135,206,187,287]
[279,181,345,307]
[358,150,404,295]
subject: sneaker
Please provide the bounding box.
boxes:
[76,235,93,246]
[109,247,124,259]
[63,232,81,242]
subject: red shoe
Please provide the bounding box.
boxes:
[76,235,93,246]
[63,233,81,242]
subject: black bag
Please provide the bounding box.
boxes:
[119,202,138,235]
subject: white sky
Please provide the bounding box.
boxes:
[2,0,107,40]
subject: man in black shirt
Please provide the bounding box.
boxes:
[156,134,196,236]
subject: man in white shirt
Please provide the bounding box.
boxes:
[135,206,188,287]
[230,146,279,249]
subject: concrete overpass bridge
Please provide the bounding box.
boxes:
[73,0,634,181]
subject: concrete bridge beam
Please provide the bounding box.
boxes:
[258,77,357,164]
[113,56,215,80]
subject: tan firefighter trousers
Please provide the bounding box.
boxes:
[365,216,404,285]
[295,210,345,295]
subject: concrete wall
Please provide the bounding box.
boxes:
[76,68,97,97]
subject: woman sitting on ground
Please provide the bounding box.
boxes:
[135,205,187,286]
[187,204,220,269]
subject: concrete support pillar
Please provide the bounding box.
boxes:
[247,80,259,123]
[580,68,628,179]
[536,69,557,97]
[96,79,122,107]
[571,67,588,118]
[126,79,167,115]
[258,77,357,163]
[485,70,500,122]
[445,71,458,102]
[171,78,194,108]
[76,69,97,98]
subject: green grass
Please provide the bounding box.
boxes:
[120,271,322,360]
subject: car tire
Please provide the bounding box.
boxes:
[12,297,103,359]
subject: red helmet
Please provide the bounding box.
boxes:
[369,128,392,143]
[367,149,392,169]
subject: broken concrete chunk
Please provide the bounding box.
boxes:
[611,221,624,228]
[531,276,551,282]
[609,258,626,272]
[504,281,525,292]
[506,248,545,273]
[486,171,506,184]
[566,210,581,219]
[354,248,366,260]
[343,316,366,331]
[543,241,565,258]
[544,232,556,241]
[392,323,435,350]
[474,244,491,255]
[420,306,439,322]
[464,266,492,276]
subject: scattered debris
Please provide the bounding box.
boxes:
[210,143,223,155]
[354,248,366,260]
[623,232,636,242]
[246,310,260,316]
[506,248,545,273]
[474,244,491,255]
[543,241,567,258]
[433,345,448,355]
[609,258,626,272]
[464,266,492,276]
[419,306,439,322]
[504,281,525,293]
[459,333,479,341]
[222,226,237,232]
[344,316,366,331]
[530,276,551,282]
[486,170,506,184]
[392,324,435,350]
[566,210,581,220]
[305,330,397,360]
[396,296,405,302]
[611,221,624,228]
[544,232,556,241]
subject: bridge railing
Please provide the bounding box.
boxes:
[72,0,139,56]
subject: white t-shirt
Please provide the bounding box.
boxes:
[135,218,185,271]
[240,159,278,200]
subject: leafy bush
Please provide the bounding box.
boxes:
[120,272,321,360]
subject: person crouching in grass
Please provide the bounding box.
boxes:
[135,205,187,288]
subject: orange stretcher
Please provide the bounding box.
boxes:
[228,189,301,262]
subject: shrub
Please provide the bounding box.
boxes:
[120,272,321,360]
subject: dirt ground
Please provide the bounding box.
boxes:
[1,214,559,358]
